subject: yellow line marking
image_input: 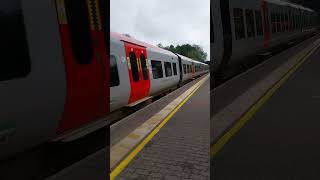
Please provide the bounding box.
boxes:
[211,42,320,158]
[110,75,209,180]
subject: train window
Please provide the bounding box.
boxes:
[255,11,263,36]
[276,14,281,32]
[245,10,255,37]
[0,0,31,82]
[140,54,148,80]
[293,14,296,30]
[271,13,277,33]
[164,62,172,77]
[280,14,284,32]
[151,60,163,79]
[233,8,245,40]
[188,65,191,73]
[285,13,289,31]
[183,64,187,74]
[210,7,214,43]
[263,8,270,35]
[129,52,139,82]
[173,63,177,75]
[110,55,120,87]
[64,0,93,65]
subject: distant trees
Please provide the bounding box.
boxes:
[157,43,207,63]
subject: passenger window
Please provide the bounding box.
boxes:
[234,8,245,40]
[245,10,255,37]
[285,14,289,31]
[277,14,281,32]
[0,0,31,82]
[140,54,148,80]
[129,52,139,82]
[151,60,163,79]
[164,62,172,77]
[263,8,270,34]
[110,55,120,87]
[255,11,263,35]
[173,63,177,75]
[64,0,93,65]
[183,64,187,74]
[280,14,285,32]
[271,13,277,33]
[210,7,214,43]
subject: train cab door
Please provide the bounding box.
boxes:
[124,42,151,105]
[55,0,109,134]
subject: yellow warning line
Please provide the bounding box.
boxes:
[110,75,209,180]
[211,41,320,158]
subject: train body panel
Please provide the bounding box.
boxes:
[147,49,180,96]
[55,0,110,134]
[110,37,131,112]
[0,0,66,159]
[178,54,194,82]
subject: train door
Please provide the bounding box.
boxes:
[213,0,232,79]
[55,0,109,134]
[176,55,183,86]
[262,0,271,48]
[124,42,151,105]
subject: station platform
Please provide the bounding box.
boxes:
[110,75,210,180]
[212,38,320,179]
[47,148,108,180]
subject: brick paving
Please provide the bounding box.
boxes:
[116,79,210,180]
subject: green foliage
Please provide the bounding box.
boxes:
[157,43,207,62]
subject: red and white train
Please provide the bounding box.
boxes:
[110,32,208,112]
[211,0,319,81]
[0,0,208,159]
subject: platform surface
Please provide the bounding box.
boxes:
[213,44,320,179]
[46,148,108,180]
[115,77,210,180]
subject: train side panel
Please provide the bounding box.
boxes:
[110,38,131,112]
[0,0,66,159]
[148,49,180,95]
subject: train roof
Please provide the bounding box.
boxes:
[111,31,208,66]
[110,31,176,57]
[267,0,315,12]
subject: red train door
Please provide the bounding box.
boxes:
[124,42,151,105]
[262,0,270,48]
[55,0,109,134]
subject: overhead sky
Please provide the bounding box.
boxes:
[111,0,210,61]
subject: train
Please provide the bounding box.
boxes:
[211,0,319,83]
[0,0,208,160]
[110,32,209,112]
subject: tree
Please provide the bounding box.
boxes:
[160,43,207,62]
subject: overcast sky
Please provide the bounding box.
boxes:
[111,0,210,61]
